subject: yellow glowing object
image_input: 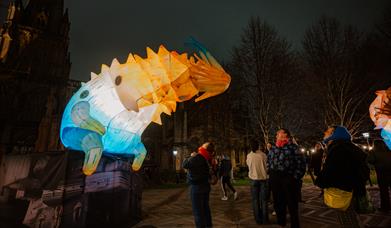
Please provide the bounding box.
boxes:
[61,43,231,175]
[324,187,353,211]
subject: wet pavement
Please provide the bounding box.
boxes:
[133,183,391,228]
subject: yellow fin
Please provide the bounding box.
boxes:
[146,47,158,59]
[152,112,162,125]
[111,58,120,68]
[90,72,99,80]
[137,98,153,108]
[101,64,109,73]
[126,53,136,63]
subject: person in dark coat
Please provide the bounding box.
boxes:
[368,139,391,212]
[308,142,327,198]
[268,128,306,228]
[311,143,325,176]
[315,125,369,227]
[218,154,237,201]
[182,142,215,228]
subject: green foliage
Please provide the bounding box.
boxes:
[232,178,250,186]
[234,166,249,179]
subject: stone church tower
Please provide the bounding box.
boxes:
[0,0,76,159]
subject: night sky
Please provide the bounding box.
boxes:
[3,0,390,81]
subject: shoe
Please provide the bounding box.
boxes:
[221,196,228,201]
[234,192,238,200]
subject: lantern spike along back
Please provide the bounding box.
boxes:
[60,41,231,175]
[369,87,391,149]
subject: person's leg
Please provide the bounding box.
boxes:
[225,176,236,193]
[285,176,300,228]
[204,189,213,227]
[297,178,303,202]
[220,176,227,199]
[267,178,272,202]
[191,185,206,228]
[377,170,391,211]
[260,180,270,224]
[270,173,287,226]
[251,180,262,224]
[308,169,316,184]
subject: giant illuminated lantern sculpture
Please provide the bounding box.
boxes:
[369,87,391,149]
[60,39,231,175]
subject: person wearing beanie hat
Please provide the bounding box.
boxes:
[323,125,352,144]
[316,125,370,227]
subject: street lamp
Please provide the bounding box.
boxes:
[172,149,179,183]
[362,132,370,151]
[362,145,367,150]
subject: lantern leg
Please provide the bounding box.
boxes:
[131,142,147,171]
[81,132,103,176]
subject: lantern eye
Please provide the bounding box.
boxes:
[80,90,89,99]
[115,76,122,86]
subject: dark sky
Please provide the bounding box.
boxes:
[8,0,391,81]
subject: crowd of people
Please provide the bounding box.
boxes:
[182,126,391,228]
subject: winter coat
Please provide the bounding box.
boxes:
[267,142,306,179]
[218,159,232,177]
[367,140,391,172]
[183,154,210,185]
[315,140,369,196]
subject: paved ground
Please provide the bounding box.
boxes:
[133,183,391,228]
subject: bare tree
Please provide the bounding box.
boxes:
[302,16,370,136]
[377,6,391,43]
[230,17,296,146]
[185,82,239,153]
[374,6,391,87]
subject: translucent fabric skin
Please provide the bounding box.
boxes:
[369,87,391,149]
[60,44,231,175]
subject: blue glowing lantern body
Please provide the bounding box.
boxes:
[60,75,157,175]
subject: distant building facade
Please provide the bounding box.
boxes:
[0,0,74,160]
